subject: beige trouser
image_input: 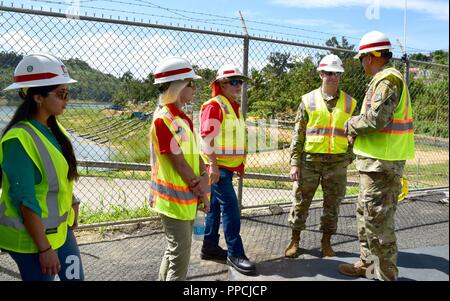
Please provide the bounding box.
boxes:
[158,214,194,281]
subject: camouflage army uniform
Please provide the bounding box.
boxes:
[345,67,405,281]
[288,89,354,235]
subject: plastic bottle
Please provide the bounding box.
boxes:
[193,210,205,241]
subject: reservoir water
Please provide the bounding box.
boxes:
[0,104,115,161]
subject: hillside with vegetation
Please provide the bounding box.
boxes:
[1,43,448,137]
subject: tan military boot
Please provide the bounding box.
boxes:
[321,233,335,257]
[284,230,301,258]
[338,261,368,278]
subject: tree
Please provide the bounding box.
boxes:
[325,36,355,60]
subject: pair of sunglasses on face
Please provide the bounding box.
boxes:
[223,79,244,86]
[48,91,69,100]
[322,71,342,77]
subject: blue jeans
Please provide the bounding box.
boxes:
[204,168,245,257]
[6,229,84,281]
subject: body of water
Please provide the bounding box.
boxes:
[0,104,114,161]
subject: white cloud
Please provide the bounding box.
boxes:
[63,32,177,78]
[0,30,178,78]
[0,30,48,54]
[271,0,449,21]
[285,18,362,36]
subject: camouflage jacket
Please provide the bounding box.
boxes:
[345,66,406,174]
[290,88,355,167]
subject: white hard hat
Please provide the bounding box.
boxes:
[153,57,201,84]
[214,64,250,82]
[317,54,344,73]
[354,30,393,59]
[3,53,77,91]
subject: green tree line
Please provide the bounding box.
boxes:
[1,43,447,137]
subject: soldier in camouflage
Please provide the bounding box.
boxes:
[285,54,357,258]
[338,31,415,281]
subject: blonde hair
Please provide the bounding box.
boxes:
[158,80,188,105]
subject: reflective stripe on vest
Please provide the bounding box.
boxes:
[200,95,246,167]
[0,124,67,230]
[305,127,347,138]
[353,68,415,160]
[303,89,356,154]
[149,106,201,220]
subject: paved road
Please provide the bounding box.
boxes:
[0,189,448,281]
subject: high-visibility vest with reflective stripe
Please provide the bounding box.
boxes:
[200,95,246,168]
[302,89,357,154]
[0,121,75,253]
[354,68,415,160]
[150,105,200,220]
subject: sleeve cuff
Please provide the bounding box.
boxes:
[20,200,43,218]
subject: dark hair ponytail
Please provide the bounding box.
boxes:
[1,85,78,185]
[48,115,79,181]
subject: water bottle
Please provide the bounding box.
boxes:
[193,211,205,241]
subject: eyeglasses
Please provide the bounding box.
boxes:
[224,79,243,86]
[186,80,196,88]
[322,71,342,77]
[48,91,69,100]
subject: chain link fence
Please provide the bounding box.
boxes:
[0,5,448,225]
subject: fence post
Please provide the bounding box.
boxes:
[403,53,410,85]
[238,11,250,211]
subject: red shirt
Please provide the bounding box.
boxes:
[200,96,244,173]
[154,103,194,155]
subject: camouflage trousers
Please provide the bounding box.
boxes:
[288,160,349,234]
[357,170,402,281]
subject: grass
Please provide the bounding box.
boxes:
[78,203,158,224]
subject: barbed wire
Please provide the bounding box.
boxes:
[12,0,449,55]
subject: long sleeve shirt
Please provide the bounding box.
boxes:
[289,88,354,167]
[345,67,405,174]
[1,119,63,217]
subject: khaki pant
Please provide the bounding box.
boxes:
[158,214,194,281]
[288,160,348,234]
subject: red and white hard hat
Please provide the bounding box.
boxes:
[214,64,250,82]
[153,57,201,84]
[317,54,344,73]
[354,30,393,59]
[3,53,77,90]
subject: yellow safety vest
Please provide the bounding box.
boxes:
[200,95,246,168]
[0,121,74,253]
[354,68,415,160]
[303,89,357,154]
[150,105,201,220]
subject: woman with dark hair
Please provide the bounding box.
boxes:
[0,53,84,281]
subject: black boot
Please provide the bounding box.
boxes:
[227,256,256,275]
[201,242,228,262]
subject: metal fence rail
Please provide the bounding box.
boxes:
[0,5,448,225]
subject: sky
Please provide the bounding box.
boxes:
[0,0,448,77]
[4,0,449,54]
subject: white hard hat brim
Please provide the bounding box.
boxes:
[317,66,345,73]
[3,77,77,91]
[154,74,202,85]
[215,74,251,82]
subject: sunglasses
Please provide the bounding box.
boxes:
[322,71,342,77]
[224,79,243,86]
[48,91,69,100]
